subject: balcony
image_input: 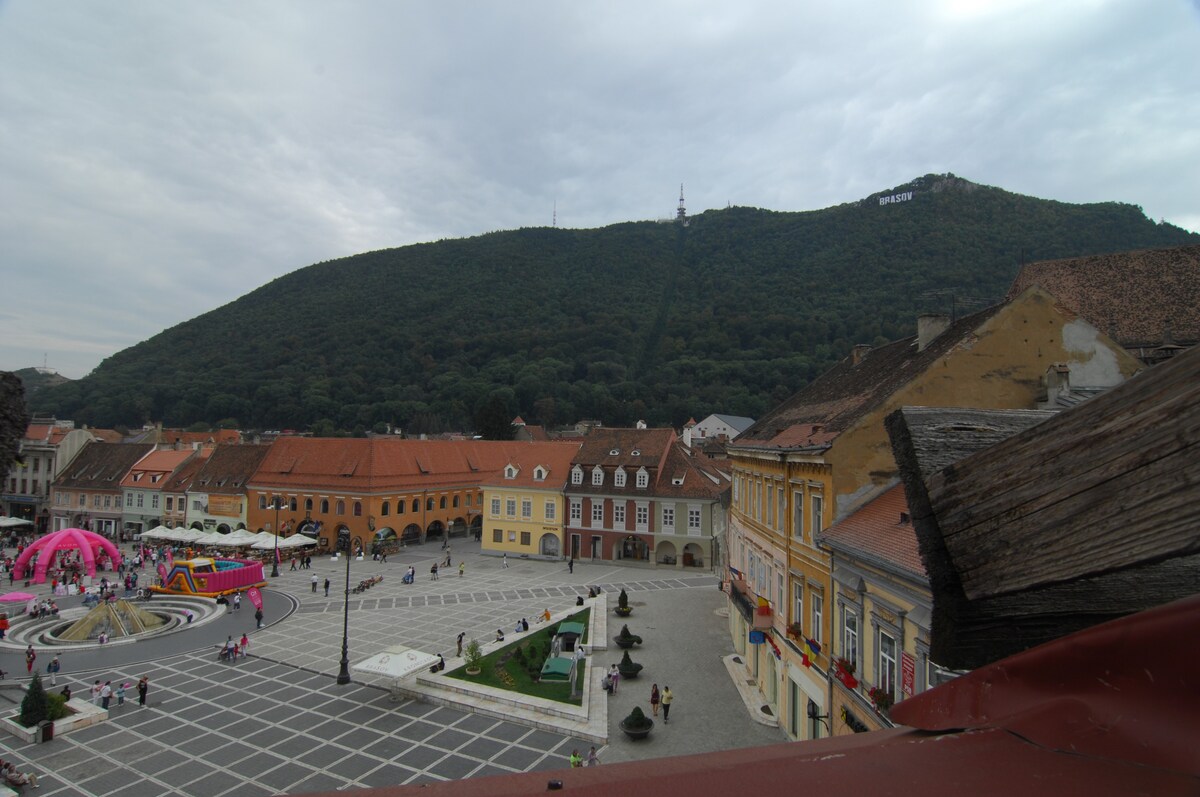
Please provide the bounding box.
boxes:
[729,579,755,621]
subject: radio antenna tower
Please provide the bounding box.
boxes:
[676,184,687,222]
[553,199,557,228]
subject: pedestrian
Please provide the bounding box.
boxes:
[311,573,318,593]
[137,676,149,707]
[240,632,249,657]
[430,563,439,581]
[456,632,465,657]
[25,644,35,673]
[324,577,330,597]
[502,552,508,568]
[100,680,113,709]
[91,680,102,705]
[569,749,582,768]
[661,685,673,723]
[650,683,660,716]
[232,592,241,612]
[47,655,60,686]
[290,557,297,571]
[60,684,71,701]
[255,608,264,629]
[609,664,619,694]
[568,558,574,574]
[116,682,127,706]
[586,746,600,766]
[458,562,464,578]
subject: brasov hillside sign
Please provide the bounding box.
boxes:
[879,191,914,205]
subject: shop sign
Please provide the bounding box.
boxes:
[748,630,765,645]
[901,651,916,697]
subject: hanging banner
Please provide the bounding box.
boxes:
[901,651,916,697]
[245,586,264,611]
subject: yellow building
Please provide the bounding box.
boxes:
[481,442,582,559]
[726,287,1142,741]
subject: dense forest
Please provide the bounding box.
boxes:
[30,174,1200,434]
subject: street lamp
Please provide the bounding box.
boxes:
[336,526,352,685]
[270,496,282,578]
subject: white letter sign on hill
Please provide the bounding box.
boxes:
[879,191,914,206]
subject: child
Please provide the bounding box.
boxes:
[116,682,127,706]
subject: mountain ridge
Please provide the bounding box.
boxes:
[28,173,1200,433]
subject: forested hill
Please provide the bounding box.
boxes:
[32,174,1200,433]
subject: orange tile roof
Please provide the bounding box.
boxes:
[23,424,53,443]
[119,449,196,489]
[480,442,584,488]
[820,484,925,579]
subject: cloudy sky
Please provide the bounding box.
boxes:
[2,1,1199,379]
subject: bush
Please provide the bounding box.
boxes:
[512,647,526,664]
[18,673,50,727]
[618,589,629,609]
[47,692,70,721]
[464,639,484,670]
[623,705,652,730]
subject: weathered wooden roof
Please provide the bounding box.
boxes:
[887,344,1200,669]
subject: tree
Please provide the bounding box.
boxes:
[474,392,515,440]
[19,672,50,727]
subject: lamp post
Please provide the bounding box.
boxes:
[336,526,352,685]
[270,497,281,578]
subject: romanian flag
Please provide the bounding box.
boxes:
[805,638,822,658]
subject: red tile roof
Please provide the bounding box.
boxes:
[119,449,196,489]
[820,484,925,579]
[480,442,584,489]
[1006,244,1200,347]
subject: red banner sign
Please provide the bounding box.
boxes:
[901,651,916,697]
[245,586,264,610]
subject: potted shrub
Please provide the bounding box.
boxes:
[619,705,654,740]
[613,624,642,649]
[869,686,895,713]
[463,640,484,676]
[787,621,805,639]
[833,657,858,689]
[615,588,632,617]
[617,649,643,680]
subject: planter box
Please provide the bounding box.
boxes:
[1,699,108,743]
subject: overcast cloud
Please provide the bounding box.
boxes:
[2,1,1198,379]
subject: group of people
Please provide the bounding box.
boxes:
[568,746,600,767]
[219,634,250,662]
[0,759,37,789]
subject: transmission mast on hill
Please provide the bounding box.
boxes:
[553,199,557,228]
[676,183,688,225]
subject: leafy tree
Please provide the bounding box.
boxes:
[19,672,50,727]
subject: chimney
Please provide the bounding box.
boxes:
[851,344,871,365]
[917,314,951,352]
[683,425,693,448]
[899,511,910,524]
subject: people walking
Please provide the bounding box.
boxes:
[48,655,60,686]
[311,574,319,593]
[91,680,102,705]
[609,664,620,694]
[569,749,582,768]
[650,683,660,716]
[240,633,249,657]
[116,682,127,706]
[661,685,673,723]
[586,746,600,766]
[324,577,330,597]
[568,558,574,574]
[255,608,264,629]
[25,644,35,674]
[458,562,465,578]
[430,563,439,581]
[502,552,508,568]
[137,676,149,707]
[456,632,465,657]
[232,592,241,611]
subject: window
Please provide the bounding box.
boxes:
[321,499,330,514]
[793,491,804,538]
[166,496,173,511]
[614,468,626,488]
[426,498,434,511]
[258,495,267,510]
[811,495,824,535]
[104,495,111,509]
[570,500,582,523]
[544,500,556,521]
[591,466,604,486]
[92,494,101,508]
[493,529,503,543]
[591,503,604,524]
[192,499,203,511]
[439,496,446,509]
[506,498,517,517]
[125,493,132,508]
[688,506,701,531]
[534,466,546,481]
[793,582,804,629]
[453,495,460,508]
[766,485,774,527]
[878,631,898,697]
[353,501,362,516]
[521,498,532,519]
[151,493,159,510]
[842,607,859,667]
[662,507,674,530]
[397,499,405,514]
[732,478,739,504]
[778,488,786,531]
[491,497,501,516]
[136,493,144,508]
[289,497,297,511]
[778,573,785,611]
[811,593,824,645]
[520,531,531,546]
[305,498,314,512]
[571,466,583,485]
[614,504,626,525]
[336,500,345,515]
[635,503,649,528]
[636,469,649,489]
[381,501,390,516]
[505,465,517,479]
[412,499,419,512]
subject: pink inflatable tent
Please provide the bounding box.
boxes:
[14,528,123,583]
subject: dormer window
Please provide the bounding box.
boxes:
[505,465,518,480]
[631,449,641,457]
[672,475,685,486]
[636,468,649,489]
[534,466,546,481]
[571,465,583,485]
[591,466,604,486]
[614,468,627,488]
[609,448,620,456]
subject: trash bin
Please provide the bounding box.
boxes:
[38,719,53,743]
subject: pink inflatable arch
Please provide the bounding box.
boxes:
[14,528,123,584]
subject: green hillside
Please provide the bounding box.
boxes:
[31,174,1199,433]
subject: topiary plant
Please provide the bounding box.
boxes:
[618,649,643,679]
[19,673,50,727]
[614,624,642,648]
[615,588,632,617]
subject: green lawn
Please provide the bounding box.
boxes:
[446,609,590,705]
